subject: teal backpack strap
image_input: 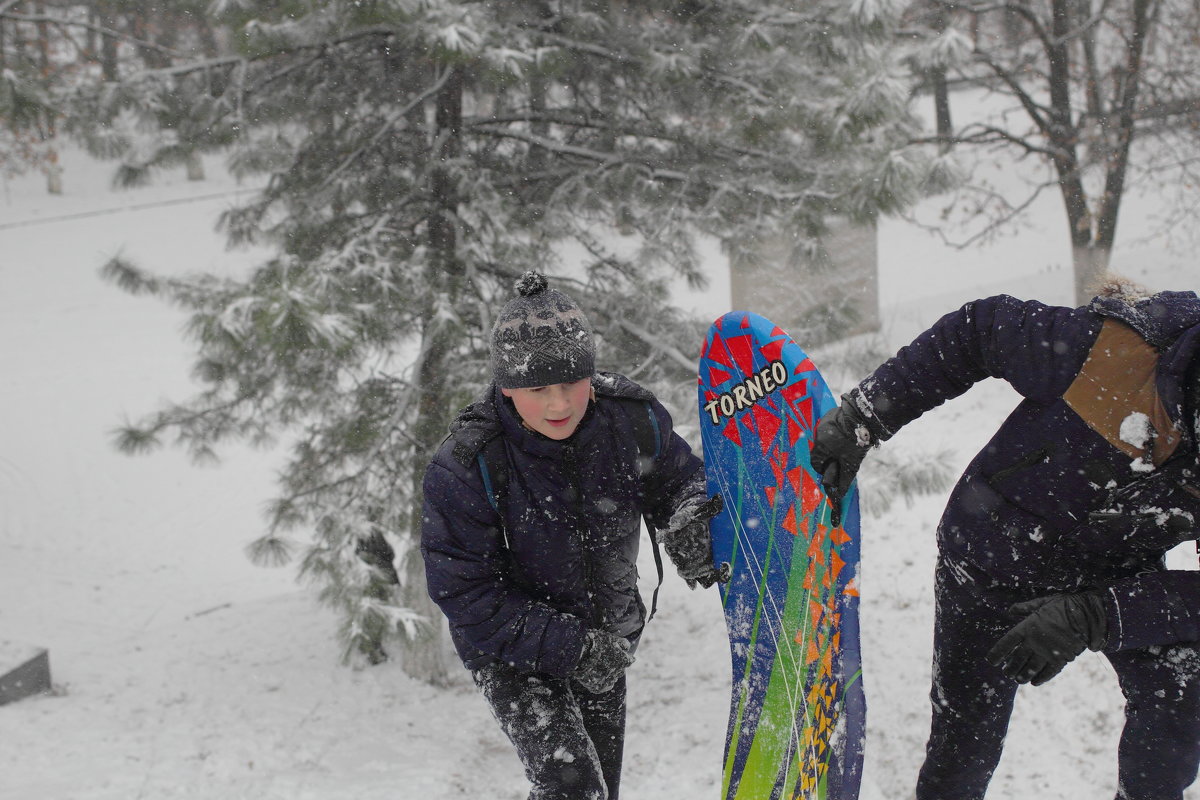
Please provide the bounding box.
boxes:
[634,399,662,460]
[475,435,510,549]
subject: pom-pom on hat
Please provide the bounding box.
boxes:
[491,271,596,389]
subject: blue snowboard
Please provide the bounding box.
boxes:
[698,311,865,800]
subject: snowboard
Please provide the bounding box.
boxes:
[698,311,865,800]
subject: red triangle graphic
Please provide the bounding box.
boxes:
[782,378,808,405]
[705,334,733,369]
[725,334,756,376]
[787,416,802,447]
[782,505,798,536]
[708,364,733,386]
[753,404,781,455]
[802,469,822,515]
[721,418,741,447]
[768,449,787,489]
[761,338,785,362]
[790,395,813,431]
[787,466,804,497]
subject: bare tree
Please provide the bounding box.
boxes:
[906,0,1200,303]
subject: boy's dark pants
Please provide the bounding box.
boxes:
[916,557,1200,800]
[473,661,627,800]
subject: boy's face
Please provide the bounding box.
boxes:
[502,378,592,440]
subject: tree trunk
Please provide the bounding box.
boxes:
[1045,0,1098,306]
[45,157,63,195]
[1003,5,1023,48]
[185,151,205,181]
[131,2,168,69]
[34,2,49,75]
[97,2,120,81]
[400,64,465,687]
[1095,0,1154,254]
[196,16,220,58]
[930,2,952,151]
[1072,244,1110,305]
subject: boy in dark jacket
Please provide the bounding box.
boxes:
[421,272,719,800]
[812,282,1200,800]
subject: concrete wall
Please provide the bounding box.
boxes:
[729,218,879,345]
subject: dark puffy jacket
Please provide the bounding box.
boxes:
[421,372,704,677]
[852,292,1200,651]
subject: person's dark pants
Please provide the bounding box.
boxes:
[472,661,627,800]
[916,556,1200,800]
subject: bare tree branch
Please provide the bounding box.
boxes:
[613,318,696,373]
[1,9,182,59]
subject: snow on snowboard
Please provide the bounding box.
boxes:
[698,311,866,800]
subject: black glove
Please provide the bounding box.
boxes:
[573,630,635,694]
[811,392,884,527]
[986,592,1108,686]
[659,495,728,589]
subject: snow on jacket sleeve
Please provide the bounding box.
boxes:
[1093,459,1200,650]
[421,459,588,677]
[638,397,706,531]
[1103,568,1200,652]
[853,295,1100,437]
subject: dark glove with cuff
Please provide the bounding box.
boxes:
[811,391,888,527]
[659,494,727,589]
[986,591,1108,686]
[573,629,635,694]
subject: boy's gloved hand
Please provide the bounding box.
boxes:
[811,392,884,527]
[573,630,635,694]
[986,591,1108,686]
[659,495,727,589]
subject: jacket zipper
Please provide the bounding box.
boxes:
[987,445,1052,487]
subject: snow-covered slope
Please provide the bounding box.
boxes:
[0,146,1196,799]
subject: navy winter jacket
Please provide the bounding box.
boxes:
[421,372,704,677]
[852,292,1200,652]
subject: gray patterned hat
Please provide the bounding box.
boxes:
[491,272,595,389]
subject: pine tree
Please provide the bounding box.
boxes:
[75,0,936,682]
[1,1,220,188]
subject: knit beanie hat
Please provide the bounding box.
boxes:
[491,271,596,389]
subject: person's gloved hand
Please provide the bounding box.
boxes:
[986,591,1108,686]
[573,630,635,694]
[811,392,884,527]
[659,495,728,589]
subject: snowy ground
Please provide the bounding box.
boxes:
[0,143,1197,800]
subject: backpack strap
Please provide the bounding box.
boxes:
[621,399,666,621]
[476,434,511,550]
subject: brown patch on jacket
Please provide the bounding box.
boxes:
[1063,319,1182,466]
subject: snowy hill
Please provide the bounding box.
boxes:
[0,146,1197,799]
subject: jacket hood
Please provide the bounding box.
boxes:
[445,390,503,468]
[592,371,655,402]
[1089,290,1200,350]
